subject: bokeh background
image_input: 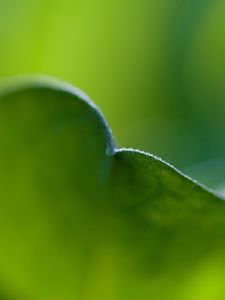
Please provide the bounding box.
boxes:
[1,0,225,188]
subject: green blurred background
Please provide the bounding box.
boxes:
[1,0,225,188]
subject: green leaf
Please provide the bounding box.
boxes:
[0,77,224,300]
[110,150,225,299]
[0,77,113,299]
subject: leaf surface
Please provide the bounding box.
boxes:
[0,77,224,300]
